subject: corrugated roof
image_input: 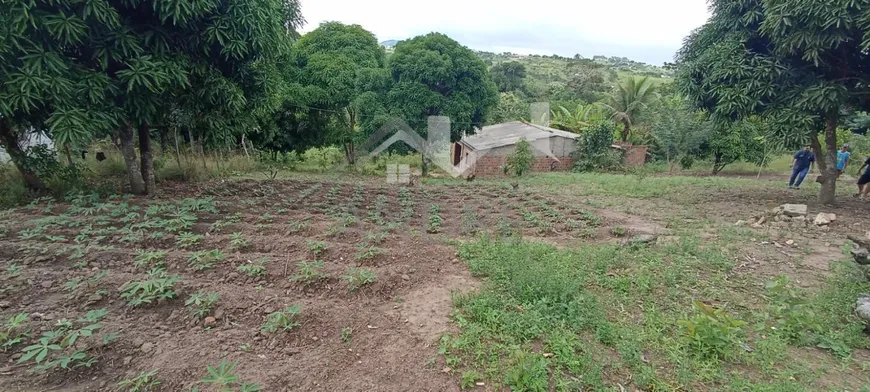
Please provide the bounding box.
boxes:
[459,121,579,151]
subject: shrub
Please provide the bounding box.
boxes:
[572,121,623,172]
[261,305,302,333]
[679,300,745,359]
[506,138,535,176]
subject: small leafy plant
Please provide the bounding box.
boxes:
[306,240,328,256]
[237,257,268,278]
[120,269,181,307]
[187,249,226,271]
[427,204,442,233]
[261,305,302,333]
[0,313,30,349]
[185,292,219,319]
[195,359,261,391]
[287,218,311,233]
[341,327,353,344]
[679,300,746,359]
[118,369,161,392]
[229,232,250,251]
[18,309,116,371]
[290,260,329,285]
[176,232,203,248]
[134,250,167,270]
[343,267,376,291]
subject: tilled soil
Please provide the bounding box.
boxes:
[0,179,624,391]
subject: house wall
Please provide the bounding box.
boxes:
[464,139,576,176]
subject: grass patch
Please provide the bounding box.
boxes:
[443,234,870,390]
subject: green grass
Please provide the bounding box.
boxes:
[442,232,870,391]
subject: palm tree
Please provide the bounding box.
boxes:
[601,76,659,142]
[549,103,605,133]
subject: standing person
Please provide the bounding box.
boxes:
[837,144,851,177]
[788,145,815,189]
[855,156,870,198]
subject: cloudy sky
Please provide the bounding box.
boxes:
[299,0,711,65]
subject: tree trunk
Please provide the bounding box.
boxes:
[158,128,168,153]
[421,154,429,177]
[63,144,74,166]
[138,124,156,195]
[173,128,185,181]
[620,121,630,142]
[0,119,46,190]
[818,110,839,205]
[118,124,146,195]
[810,133,826,172]
[712,152,722,175]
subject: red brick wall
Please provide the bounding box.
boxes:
[471,155,574,176]
[614,143,648,168]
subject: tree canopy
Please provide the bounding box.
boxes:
[677,0,870,203]
[0,0,302,194]
[490,61,527,93]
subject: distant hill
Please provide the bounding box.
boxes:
[379,40,399,47]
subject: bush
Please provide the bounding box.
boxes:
[506,138,534,176]
[572,121,623,172]
[679,300,745,359]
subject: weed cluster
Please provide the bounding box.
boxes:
[426,204,442,233]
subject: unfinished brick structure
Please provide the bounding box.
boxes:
[452,121,578,176]
[452,121,647,176]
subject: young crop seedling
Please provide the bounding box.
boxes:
[0,313,30,349]
[237,257,268,278]
[117,369,161,392]
[354,244,384,261]
[259,213,275,223]
[187,249,226,271]
[209,212,242,233]
[18,308,115,371]
[341,327,353,344]
[287,218,311,233]
[176,232,203,248]
[185,292,219,319]
[120,269,181,307]
[229,232,251,251]
[134,250,167,270]
[6,263,22,278]
[290,260,329,285]
[426,204,442,233]
[261,305,302,333]
[306,240,328,256]
[343,267,376,291]
[194,360,261,392]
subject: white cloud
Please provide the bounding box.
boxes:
[299,0,710,64]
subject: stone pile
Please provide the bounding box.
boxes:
[736,204,837,230]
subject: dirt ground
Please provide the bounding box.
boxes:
[1,176,867,391]
[0,179,633,391]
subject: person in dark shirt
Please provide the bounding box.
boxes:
[854,157,870,198]
[788,145,815,189]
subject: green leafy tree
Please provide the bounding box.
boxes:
[380,33,498,175]
[550,103,606,133]
[565,59,610,102]
[645,95,711,173]
[506,138,534,176]
[490,61,527,93]
[0,0,302,195]
[294,22,386,164]
[601,76,659,142]
[676,0,870,204]
[488,92,529,124]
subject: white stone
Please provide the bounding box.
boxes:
[781,204,808,217]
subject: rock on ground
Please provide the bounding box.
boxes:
[814,212,837,226]
[781,204,808,217]
[857,294,870,324]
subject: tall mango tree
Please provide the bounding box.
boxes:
[293,22,386,165]
[676,0,870,204]
[0,0,302,195]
